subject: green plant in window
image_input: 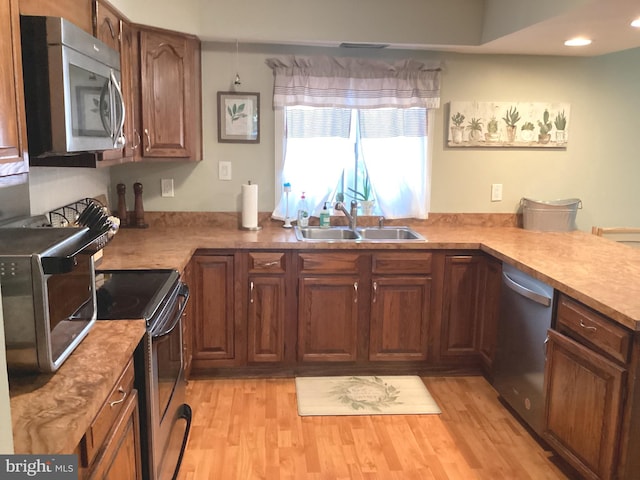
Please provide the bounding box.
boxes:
[347,174,372,201]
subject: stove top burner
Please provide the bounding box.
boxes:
[96,269,180,323]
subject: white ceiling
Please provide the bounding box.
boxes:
[432,0,640,56]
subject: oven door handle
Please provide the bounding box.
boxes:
[152,284,189,339]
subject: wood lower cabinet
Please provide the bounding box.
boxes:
[139,25,201,161]
[543,294,634,480]
[0,0,28,178]
[298,275,360,362]
[190,254,239,370]
[477,257,501,372]
[77,358,142,480]
[369,252,432,361]
[246,252,288,363]
[298,252,363,362]
[182,258,194,378]
[439,254,484,363]
[544,329,625,480]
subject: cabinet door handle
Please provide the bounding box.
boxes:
[109,387,127,407]
[372,281,378,303]
[353,281,358,303]
[131,129,141,149]
[579,320,597,332]
[144,128,151,152]
[249,281,254,303]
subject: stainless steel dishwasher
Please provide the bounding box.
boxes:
[493,263,554,436]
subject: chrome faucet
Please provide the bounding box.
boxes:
[335,200,358,230]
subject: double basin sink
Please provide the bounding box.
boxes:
[294,226,425,242]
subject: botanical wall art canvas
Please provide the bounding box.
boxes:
[447,101,570,148]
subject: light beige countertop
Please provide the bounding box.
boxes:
[100,217,640,331]
[9,320,146,454]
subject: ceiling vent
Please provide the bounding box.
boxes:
[339,42,389,49]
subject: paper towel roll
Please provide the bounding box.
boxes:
[242,183,259,229]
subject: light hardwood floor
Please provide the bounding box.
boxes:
[177,376,577,479]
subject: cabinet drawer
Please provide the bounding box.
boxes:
[82,358,135,464]
[248,252,286,273]
[298,252,361,273]
[556,295,631,364]
[372,252,432,274]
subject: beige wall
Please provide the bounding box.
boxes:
[110,42,640,231]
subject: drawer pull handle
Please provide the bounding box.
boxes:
[109,387,127,407]
[372,281,378,303]
[353,281,358,303]
[250,281,254,303]
[579,320,597,332]
[260,261,279,267]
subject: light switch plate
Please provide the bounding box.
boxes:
[491,183,503,202]
[161,178,174,197]
[219,161,232,181]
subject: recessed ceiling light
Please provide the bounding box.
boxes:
[564,37,592,47]
[631,18,640,28]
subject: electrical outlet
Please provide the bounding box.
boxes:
[219,161,232,181]
[161,178,174,197]
[491,183,503,202]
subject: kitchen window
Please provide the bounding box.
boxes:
[272,106,433,219]
[266,55,441,220]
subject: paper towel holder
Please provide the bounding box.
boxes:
[240,180,263,231]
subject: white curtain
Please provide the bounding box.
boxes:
[359,108,429,219]
[272,107,353,220]
[265,55,441,109]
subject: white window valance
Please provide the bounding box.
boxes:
[265,55,442,109]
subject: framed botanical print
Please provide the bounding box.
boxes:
[217,91,260,143]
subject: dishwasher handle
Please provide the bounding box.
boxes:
[503,271,552,307]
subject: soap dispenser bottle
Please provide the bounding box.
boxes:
[319,202,331,228]
[297,192,309,227]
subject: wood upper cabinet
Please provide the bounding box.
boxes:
[439,254,484,362]
[92,0,141,164]
[246,252,288,363]
[297,252,362,362]
[544,329,625,480]
[369,253,432,361]
[190,255,239,370]
[0,0,28,177]
[139,26,201,160]
[20,0,93,33]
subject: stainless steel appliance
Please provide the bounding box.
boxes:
[493,263,554,436]
[0,200,117,372]
[20,16,125,159]
[96,270,192,480]
[0,227,102,372]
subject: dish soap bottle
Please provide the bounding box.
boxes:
[319,202,331,228]
[297,192,309,227]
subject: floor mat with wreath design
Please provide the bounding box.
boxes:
[295,375,441,416]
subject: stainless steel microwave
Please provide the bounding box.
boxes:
[20,16,125,159]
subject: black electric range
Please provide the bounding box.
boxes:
[95,269,180,324]
[95,268,191,480]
